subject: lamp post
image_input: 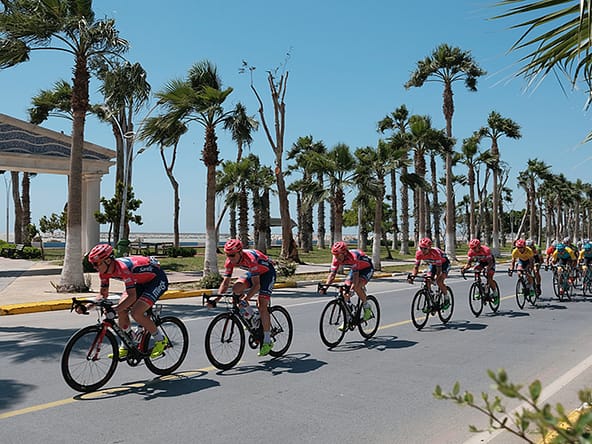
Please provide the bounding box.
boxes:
[3,172,10,242]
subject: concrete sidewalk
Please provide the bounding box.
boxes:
[0,257,406,315]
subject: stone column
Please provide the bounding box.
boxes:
[82,173,102,254]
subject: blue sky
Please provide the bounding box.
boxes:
[1,0,590,235]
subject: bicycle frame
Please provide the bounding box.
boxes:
[73,297,154,362]
[317,283,363,323]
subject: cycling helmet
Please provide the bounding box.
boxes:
[584,243,592,251]
[556,243,566,251]
[563,236,571,244]
[88,243,114,264]
[223,239,243,255]
[331,241,349,255]
[468,239,481,249]
[418,237,432,249]
[515,239,526,248]
[526,239,534,247]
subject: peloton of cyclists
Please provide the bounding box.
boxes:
[508,239,536,297]
[461,238,499,301]
[407,237,451,306]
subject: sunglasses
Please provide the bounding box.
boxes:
[226,253,238,258]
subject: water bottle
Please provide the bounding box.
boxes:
[132,326,144,343]
[239,300,254,320]
[251,310,260,329]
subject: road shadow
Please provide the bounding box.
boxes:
[214,352,327,376]
[329,335,417,352]
[73,370,214,401]
[0,379,36,411]
[0,325,76,363]
[418,320,488,332]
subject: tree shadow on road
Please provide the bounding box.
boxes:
[0,379,35,411]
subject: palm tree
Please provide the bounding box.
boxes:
[355,141,407,270]
[96,61,150,243]
[405,44,486,258]
[517,158,551,243]
[459,134,481,240]
[407,115,439,239]
[494,1,592,112]
[308,143,356,243]
[378,104,412,254]
[0,1,128,291]
[478,111,521,255]
[155,60,233,276]
[138,116,187,247]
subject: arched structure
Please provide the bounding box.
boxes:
[0,113,115,253]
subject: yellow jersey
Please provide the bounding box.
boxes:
[511,246,534,261]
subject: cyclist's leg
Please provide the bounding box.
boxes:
[257,269,276,356]
[436,261,450,295]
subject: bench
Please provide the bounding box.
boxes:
[1,244,25,258]
[129,241,174,256]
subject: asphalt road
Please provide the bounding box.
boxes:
[2,271,592,444]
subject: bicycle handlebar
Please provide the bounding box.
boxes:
[317,282,350,294]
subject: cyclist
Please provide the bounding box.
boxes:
[551,243,577,294]
[508,239,536,297]
[579,242,592,277]
[526,239,543,295]
[407,237,451,304]
[208,239,277,357]
[81,243,169,359]
[461,238,499,300]
[545,240,556,269]
[321,241,375,326]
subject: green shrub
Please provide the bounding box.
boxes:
[200,272,223,289]
[275,258,297,277]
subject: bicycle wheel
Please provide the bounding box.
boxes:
[552,273,561,299]
[515,279,526,309]
[204,313,245,370]
[468,283,483,317]
[438,286,454,324]
[358,294,380,339]
[268,305,293,357]
[411,290,430,330]
[145,316,189,375]
[61,325,118,393]
[488,281,501,312]
[319,299,347,347]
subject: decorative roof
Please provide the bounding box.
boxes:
[0,113,114,161]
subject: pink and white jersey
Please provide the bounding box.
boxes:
[467,245,493,264]
[415,247,448,267]
[330,249,372,274]
[223,250,273,278]
[99,256,161,290]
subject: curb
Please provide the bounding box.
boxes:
[0,272,398,316]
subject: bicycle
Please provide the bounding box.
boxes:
[508,268,538,308]
[61,297,189,393]
[461,268,500,317]
[548,264,573,301]
[317,283,380,348]
[581,265,592,296]
[408,274,454,330]
[203,293,293,370]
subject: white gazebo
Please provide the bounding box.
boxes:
[0,113,115,253]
